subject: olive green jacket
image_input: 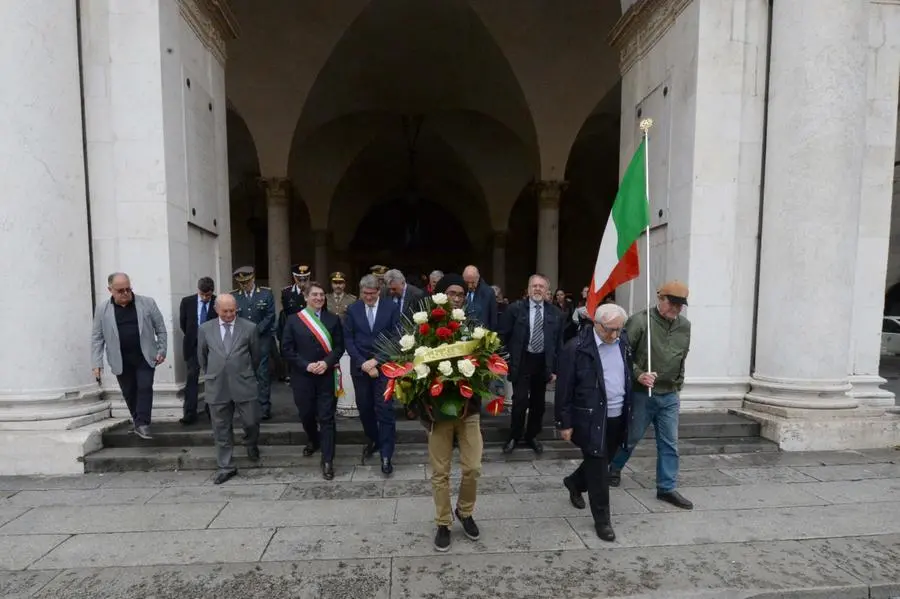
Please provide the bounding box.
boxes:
[625,307,690,394]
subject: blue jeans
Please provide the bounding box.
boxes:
[610,390,680,492]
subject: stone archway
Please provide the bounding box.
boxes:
[226,107,264,278]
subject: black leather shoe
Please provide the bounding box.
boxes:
[303,443,320,457]
[362,441,378,460]
[247,445,260,462]
[179,415,197,426]
[322,462,334,480]
[609,468,622,488]
[213,469,237,485]
[595,522,616,542]
[454,508,480,541]
[563,477,585,509]
[261,411,272,421]
[657,490,694,510]
[502,439,517,454]
[381,458,393,476]
[524,439,544,454]
[434,525,451,552]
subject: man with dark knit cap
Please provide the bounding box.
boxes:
[427,273,484,553]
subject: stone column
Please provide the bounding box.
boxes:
[314,229,330,282]
[746,2,867,416]
[536,181,564,287]
[492,231,507,293]
[0,1,109,473]
[263,178,290,300]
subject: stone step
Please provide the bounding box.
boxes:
[100,412,761,449]
[83,436,777,473]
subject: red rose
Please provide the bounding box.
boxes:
[448,321,460,331]
[419,323,430,335]
[431,308,447,319]
[436,327,453,340]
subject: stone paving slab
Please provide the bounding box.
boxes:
[630,468,740,488]
[352,464,426,481]
[507,472,638,493]
[100,470,214,488]
[394,490,647,523]
[0,571,60,599]
[29,528,276,570]
[794,462,900,482]
[206,467,353,484]
[209,498,397,528]
[0,503,225,535]
[717,466,820,484]
[262,517,585,561]
[425,460,540,479]
[797,478,900,504]
[0,508,28,528]
[388,541,868,599]
[626,483,830,513]
[282,481,385,501]
[801,534,900,597]
[0,474,120,491]
[1,487,159,508]
[147,484,288,503]
[30,559,392,599]
[568,501,900,549]
[0,535,67,570]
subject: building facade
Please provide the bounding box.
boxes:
[2,0,899,475]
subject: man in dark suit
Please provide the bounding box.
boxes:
[281,281,345,480]
[499,273,564,455]
[383,268,426,319]
[197,294,261,485]
[343,274,401,475]
[462,265,498,332]
[178,277,217,425]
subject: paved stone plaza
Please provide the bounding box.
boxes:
[0,448,898,598]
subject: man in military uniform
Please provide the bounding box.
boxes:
[325,271,355,321]
[370,265,388,293]
[232,265,276,419]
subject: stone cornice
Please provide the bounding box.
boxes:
[608,0,693,74]
[177,0,240,65]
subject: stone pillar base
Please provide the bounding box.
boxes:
[336,353,358,418]
[679,377,750,411]
[0,419,122,475]
[106,383,190,422]
[732,403,900,451]
[848,374,896,408]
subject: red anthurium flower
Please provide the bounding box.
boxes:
[487,354,509,375]
[429,378,444,397]
[448,321,460,331]
[400,362,414,376]
[383,379,396,402]
[419,323,430,335]
[431,307,447,320]
[381,362,407,379]
[436,327,453,341]
[486,397,504,416]
[458,381,473,399]
[467,356,479,367]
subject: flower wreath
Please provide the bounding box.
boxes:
[375,292,508,421]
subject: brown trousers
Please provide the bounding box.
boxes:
[427,414,483,526]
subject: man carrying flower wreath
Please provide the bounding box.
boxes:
[376,273,508,552]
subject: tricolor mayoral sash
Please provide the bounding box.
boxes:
[297,308,344,397]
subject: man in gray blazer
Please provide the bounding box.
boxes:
[198,293,262,484]
[91,272,167,440]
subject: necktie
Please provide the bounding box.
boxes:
[531,303,544,353]
[223,322,233,353]
[199,301,208,324]
[367,305,375,331]
[467,291,474,305]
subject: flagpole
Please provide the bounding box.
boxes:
[640,118,653,397]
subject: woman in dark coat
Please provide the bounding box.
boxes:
[554,302,632,542]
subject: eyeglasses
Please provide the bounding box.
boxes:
[112,287,132,295]
[596,322,622,334]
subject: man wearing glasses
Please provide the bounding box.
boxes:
[555,303,632,542]
[608,280,693,510]
[91,272,167,440]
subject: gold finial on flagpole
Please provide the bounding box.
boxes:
[639,118,654,132]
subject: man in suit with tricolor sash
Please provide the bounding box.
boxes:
[281,281,345,480]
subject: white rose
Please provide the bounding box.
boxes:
[451,308,466,321]
[437,360,453,376]
[412,311,429,324]
[414,363,430,379]
[399,334,416,352]
[456,359,476,378]
[472,327,486,340]
[414,346,428,357]
[432,293,448,305]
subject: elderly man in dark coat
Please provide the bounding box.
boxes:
[555,302,632,542]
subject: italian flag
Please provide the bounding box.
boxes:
[586,139,651,318]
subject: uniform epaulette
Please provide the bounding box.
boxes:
[229,289,240,294]
[259,286,270,290]
[282,285,292,291]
